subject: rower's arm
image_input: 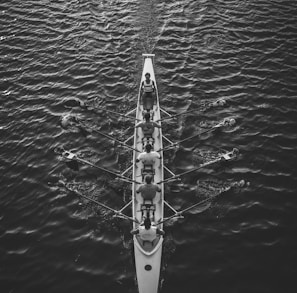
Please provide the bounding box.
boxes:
[152,80,156,91]
[131,228,139,235]
[157,228,165,236]
[136,153,142,163]
[153,121,161,128]
[135,122,142,128]
[140,81,144,93]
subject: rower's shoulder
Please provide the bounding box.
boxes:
[136,121,144,126]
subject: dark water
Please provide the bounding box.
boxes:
[1,0,297,292]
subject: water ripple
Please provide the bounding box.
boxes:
[1,0,297,292]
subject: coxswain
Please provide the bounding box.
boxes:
[131,217,164,241]
[141,72,155,111]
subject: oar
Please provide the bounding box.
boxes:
[61,150,142,185]
[159,178,245,225]
[64,184,139,223]
[159,122,225,152]
[157,149,239,184]
[101,108,140,121]
[157,107,201,122]
[158,196,214,225]
[75,120,141,153]
[85,102,141,121]
[156,99,227,122]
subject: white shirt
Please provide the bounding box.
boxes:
[137,151,160,165]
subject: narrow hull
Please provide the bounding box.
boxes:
[132,54,164,293]
[134,238,163,293]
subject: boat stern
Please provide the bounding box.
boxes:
[134,236,163,293]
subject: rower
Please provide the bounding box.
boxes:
[136,175,161,203]
[135,112,160,144]
[136,144,161,166]
[131,218,164,242]
[141,72,155,111]
[136,144,161,179]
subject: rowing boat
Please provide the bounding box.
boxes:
[56,53,244,293]
[132,54,164,293]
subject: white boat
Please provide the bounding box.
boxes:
[58,53,242,293]
[132,54,164,293]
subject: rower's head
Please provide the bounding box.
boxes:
[145,72,150,80]
[144,217,151,230]
[144,112,150,121]
[145,144,152,153]
[144,175,152,184]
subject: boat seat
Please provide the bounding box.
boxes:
[141,164,155,180]
[141,203,156,212]
[142,136,155,146]
[142,110,154,120]
[140,202,156,220]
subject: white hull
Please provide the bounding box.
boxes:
[132,54,164,293]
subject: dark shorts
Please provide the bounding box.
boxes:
[142,92,154,110]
